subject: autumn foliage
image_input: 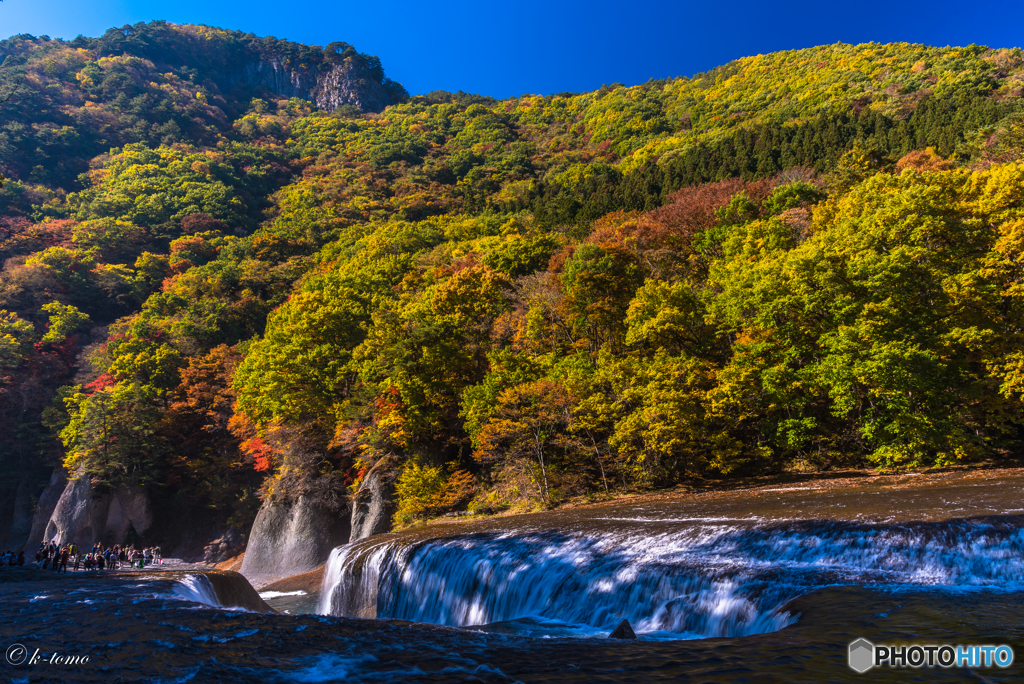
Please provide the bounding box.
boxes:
[3,26,1024,537]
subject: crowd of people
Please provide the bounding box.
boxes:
[1,550,25,566]
[31,541,162,573]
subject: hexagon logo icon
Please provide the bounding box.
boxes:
[848,638,875,673]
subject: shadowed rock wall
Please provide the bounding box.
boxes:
[27,471,152,550]
[239,496,350,587]
[350,469,396,543]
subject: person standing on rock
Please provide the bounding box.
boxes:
[58,548,69,573]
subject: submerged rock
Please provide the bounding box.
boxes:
[203,571,274,613]
[350,469,396,542]
[608,619,637,640]
[239,496,350,587]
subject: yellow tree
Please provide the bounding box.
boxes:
[473,379,577,503]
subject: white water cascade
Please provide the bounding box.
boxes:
[319,516,1024,638]
[173,574,224,609]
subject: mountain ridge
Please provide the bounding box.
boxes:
[2,25,1024,555]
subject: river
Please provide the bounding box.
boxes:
[2,469,1022,682]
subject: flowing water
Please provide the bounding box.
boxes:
[3,470,1024,682]
[319,473,1024,640]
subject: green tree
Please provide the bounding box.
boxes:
[40,302,90,344]
[60,382,167,488]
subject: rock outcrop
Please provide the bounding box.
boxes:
[84,24,407,115]
[34,472,152,549]
[350,469,396,542]
[197,527,246,564]
[239,496,350,587]
[103,484,152,544]
[228,57,402,113]
[608,619,637,639]
[14,469,66,551]
[25,468,70,549]
[312,60,397,113]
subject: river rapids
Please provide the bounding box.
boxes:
[2,470,1023,682]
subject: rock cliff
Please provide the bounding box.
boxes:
[239,496,350,587]
[350,469,397,543]
[226,55,403,113]
[23,468,68,550]
[28,471,152,550]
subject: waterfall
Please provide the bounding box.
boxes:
[174,574,223,608]
[172,571,273,613]
[319,516,1024,638]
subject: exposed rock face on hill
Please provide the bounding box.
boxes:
[350,469,396,542]
[28,472,152,549]
[230,56,401,113]
[239,497,350,587]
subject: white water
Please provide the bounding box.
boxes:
[173,574,224,609]
[260,590,309,600]
[319,518,1024,638]
[168,573,270,614]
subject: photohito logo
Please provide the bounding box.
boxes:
[849,639,874,673]
[849,639,1014,672]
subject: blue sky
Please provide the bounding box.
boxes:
[2,0,1024,98]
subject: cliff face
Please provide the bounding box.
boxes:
[239,496,351,588]
[229,56,401,113]
[350,468,396,543]
[26,471,152,550]
[22,469,68,550]
[313,60,398,113]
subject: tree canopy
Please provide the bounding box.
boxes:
[2,25,1024,539]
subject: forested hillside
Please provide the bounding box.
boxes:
[2,23,1024,544]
